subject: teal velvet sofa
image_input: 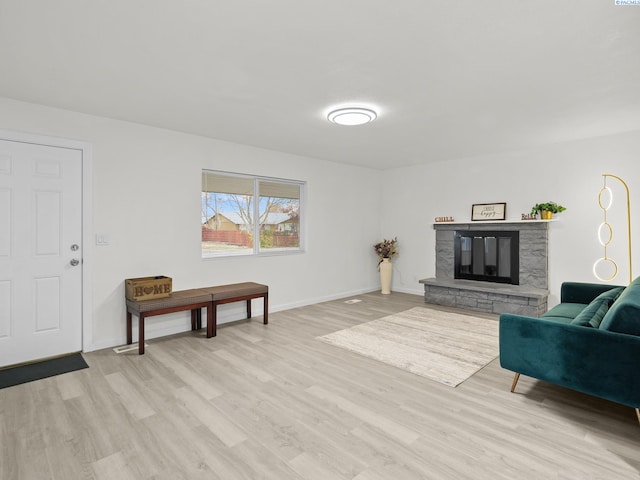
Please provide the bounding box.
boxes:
[499,276,640,424]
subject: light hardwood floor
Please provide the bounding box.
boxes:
[2,292,639,479]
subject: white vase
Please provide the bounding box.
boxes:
[379,258,392,294]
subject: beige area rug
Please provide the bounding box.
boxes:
[318,307,499,387]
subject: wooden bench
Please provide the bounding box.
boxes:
[200,282,269,338]
[125,282,268,355]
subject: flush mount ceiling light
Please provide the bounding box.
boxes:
[327,107,377,126]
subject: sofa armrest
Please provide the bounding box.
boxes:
[560,282,624,304]
[499,313,640,408]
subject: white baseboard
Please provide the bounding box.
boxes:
[392,286,425,296]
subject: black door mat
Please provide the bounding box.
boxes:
[0,353,89,389]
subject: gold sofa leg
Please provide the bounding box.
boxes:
[636,408,640,426]
[510,373,520,393]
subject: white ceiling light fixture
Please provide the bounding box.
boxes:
[327,107,378,126]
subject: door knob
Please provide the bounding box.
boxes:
[70,259,80,266]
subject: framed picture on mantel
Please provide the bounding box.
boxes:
[471,202,506,221]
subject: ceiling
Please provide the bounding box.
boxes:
[1,1,639,170]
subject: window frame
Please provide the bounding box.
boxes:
[201,169,305,258]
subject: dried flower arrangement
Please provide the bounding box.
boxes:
[373,237,398,264]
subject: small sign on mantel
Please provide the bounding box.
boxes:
[471,202,506,221]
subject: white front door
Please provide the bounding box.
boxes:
[0,139,83,367]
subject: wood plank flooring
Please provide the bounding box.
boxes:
[2,292,639,479]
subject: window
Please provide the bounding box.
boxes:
[201,170,304,257]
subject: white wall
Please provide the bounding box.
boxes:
[382,130,640,307]
[4,96,638,352]
[0,98,383,351]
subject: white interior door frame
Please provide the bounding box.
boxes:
[0,129,93,353]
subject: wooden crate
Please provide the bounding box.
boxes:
[125,276,172,301]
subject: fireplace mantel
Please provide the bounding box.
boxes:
[432,219,554,228]
[420,220,550,316]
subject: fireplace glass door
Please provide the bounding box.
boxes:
[455,231,519,284]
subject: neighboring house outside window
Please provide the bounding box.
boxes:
[201,170,304,257]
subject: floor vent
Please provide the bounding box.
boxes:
[113,343,149,354]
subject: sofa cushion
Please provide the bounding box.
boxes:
[570,300,610,328]
[570,286,625,328]
[592,286,625,305]
[542,303,588,320]
[600,278,640,336]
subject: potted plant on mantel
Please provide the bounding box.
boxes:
[530,201,566,220]
[373,237,398,295]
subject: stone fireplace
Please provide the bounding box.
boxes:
[420,221,549,316]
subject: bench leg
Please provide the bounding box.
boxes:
[208,302,217,338]
[263,293,268,325]
[127,311,133,344]
[208,302,214,337]
[247,299,252,319]
[191,308,202,330]
[139,314,145,355]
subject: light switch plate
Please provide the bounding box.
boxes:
[95,233,110,246]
